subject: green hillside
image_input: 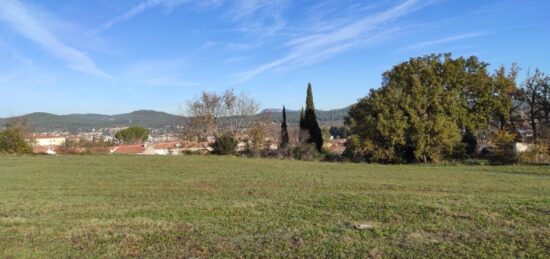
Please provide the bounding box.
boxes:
[0,110,181,132]
[0,108,348,132]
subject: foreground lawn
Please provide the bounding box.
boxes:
[0,155,549,258]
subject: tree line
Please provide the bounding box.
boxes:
[345,53,550,163]
[182,83,325,158]
[181,53,550,163]
[3,52,549,164]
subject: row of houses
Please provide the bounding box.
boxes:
[110,142,211,155]
[33,141,212,155]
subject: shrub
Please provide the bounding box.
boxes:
[489,131,518,165]
[292,144,322,161]
[519,144,550,164]
[0,128,32,154]
[322,149,343,162]
[342,135,364,162]
[461,129,477,156]
[210,134,237,155]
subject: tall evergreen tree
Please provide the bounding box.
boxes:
[280,106,289,148]
[304,83,324,151]
[299,107,306,143]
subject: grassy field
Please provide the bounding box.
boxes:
[0,155,549,258]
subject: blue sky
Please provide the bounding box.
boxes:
[0,0,549,116]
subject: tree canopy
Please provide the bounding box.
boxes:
[346,54,509,163]
[114,126,149,144]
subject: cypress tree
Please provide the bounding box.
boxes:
[304,83,323,151]
[280,106,289,148]
[299,107,306,143]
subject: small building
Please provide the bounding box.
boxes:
[33,135,66,147]
[513,142,533,156]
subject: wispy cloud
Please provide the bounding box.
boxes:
[234,0,431,83]
[226,0,288,37]
[405,32,488,50]
[121,58,199,88]
[90,0,189,34]
[92,0,289,38]
[0,0,110,78]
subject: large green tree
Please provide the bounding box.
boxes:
[114,126,149,144]
[303,83,323,151]
[491,65,522,131]
[346,54,497,163]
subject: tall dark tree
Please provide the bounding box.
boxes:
[539,75,550,125]
[523,69,544,143]
[298,107,306,143]
[280,106,289,148]
[303,83,324,151]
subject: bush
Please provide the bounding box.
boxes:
[462,129,477,156]
[0,128,32,154]
[342,135,364,162]
[322,149,343,162]
[519,144,550,164]
[489,131,518,165]
[210,134,237,155]
[292,144,322,161]
[463,159,489,166]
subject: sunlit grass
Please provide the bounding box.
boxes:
[1,155,549,257]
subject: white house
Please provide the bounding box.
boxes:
[33,135,66,147]
[513,142,533,156]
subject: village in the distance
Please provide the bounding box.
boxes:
[26,119,349,156]
[17,106,536,158]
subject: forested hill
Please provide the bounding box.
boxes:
[0,110,181,132]
[261,107,350,124]
[0,107,349,132]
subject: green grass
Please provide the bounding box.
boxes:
[1,155,549,258]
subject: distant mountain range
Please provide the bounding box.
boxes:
[262,107,349,125]
[0,110,181,132]
[0,107,350,132]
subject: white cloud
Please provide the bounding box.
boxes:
[226,0,288,38]
[235,0,431,83]
[405,32,488,50]
[0,0,110,78]
[92,0,289,38]
[90,0,189,34]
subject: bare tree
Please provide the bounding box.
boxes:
[185,89,260,140]
[219,89,260,137]
[4,117,32,137]
[185,91,222,140]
